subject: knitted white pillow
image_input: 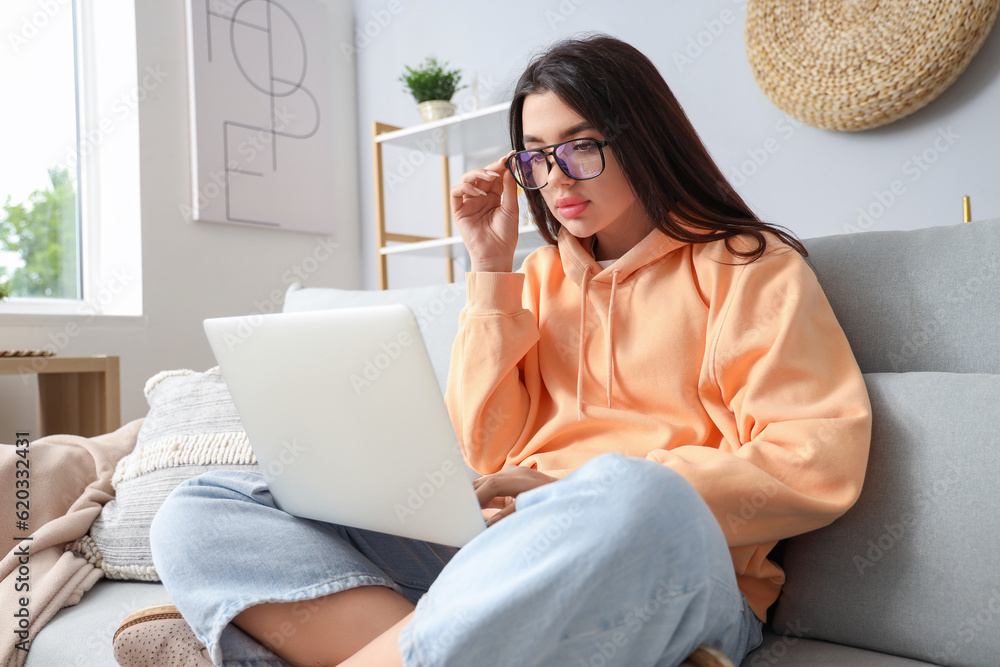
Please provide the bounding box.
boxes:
[70,367,258,580]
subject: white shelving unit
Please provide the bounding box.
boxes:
[372,101,540,289]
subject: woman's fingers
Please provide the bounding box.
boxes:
[464,183,489,197]
[450,176,497,208]
[473,467,556,527]
[451,153,514,212]
[450,183,486,218]
[474,467,556,506]
[499,167,519,217]
[450,153,520,267]
[459,168,501,188]
[485,502,517,527]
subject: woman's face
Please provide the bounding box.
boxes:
[520,91,653,257]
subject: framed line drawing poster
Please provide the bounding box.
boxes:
[185,0,344,233]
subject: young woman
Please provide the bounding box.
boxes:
[120,35,871,667]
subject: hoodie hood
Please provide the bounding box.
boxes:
[556,225,688,284]
[556,226,688,419]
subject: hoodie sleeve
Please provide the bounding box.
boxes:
[646,247,872,548]
[445,270,542,474]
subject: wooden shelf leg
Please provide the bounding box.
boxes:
[104,355,121,434]
[373,121,400,290]
[442,154,454,283]
[35,357,121,438]
[37,372,84,438]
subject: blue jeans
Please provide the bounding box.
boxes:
[150,454,763,666]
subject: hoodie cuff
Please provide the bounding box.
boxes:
[465,272,526,314]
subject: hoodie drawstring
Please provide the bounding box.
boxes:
[606,269,620,409]
[577,266,621,420]
[577,265,590,421]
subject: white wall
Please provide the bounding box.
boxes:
[4,0,998,435]
[0,0,360,435]
[354,0,1000,289]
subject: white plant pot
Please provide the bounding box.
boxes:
[418,100,457,123]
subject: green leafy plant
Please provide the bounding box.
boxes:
[0,281,9,302]
[0,166,78,299]
[398,57,466,104]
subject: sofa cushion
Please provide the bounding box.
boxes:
[773,372,1000,667]
[70,368,257,581]
[283,281,466,393]
[740,629,939,666]
[25,580,173,667]
[801,219,1000,374]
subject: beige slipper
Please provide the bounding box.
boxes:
[682,644,736,667]
[112,604,213,666]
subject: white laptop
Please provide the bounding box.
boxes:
[203,305,486,548]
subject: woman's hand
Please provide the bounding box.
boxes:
[450,154,520,273]
[474,466,557,527]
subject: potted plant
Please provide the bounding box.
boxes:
[399,57,467,123]
[0,282,9,303]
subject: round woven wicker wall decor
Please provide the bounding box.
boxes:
[745,0,1000,132]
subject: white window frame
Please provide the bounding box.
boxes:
[1,0,142,322]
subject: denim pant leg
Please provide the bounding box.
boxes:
[149,469,457,667]
[399,453,764,667]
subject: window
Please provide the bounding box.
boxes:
[1,0,81,301]
[1,0,141,319]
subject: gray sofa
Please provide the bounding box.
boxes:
[27,219,1000,666]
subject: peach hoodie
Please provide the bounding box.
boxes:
[444,225,872,621]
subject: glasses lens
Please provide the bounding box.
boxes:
[556,139,604,180]
[510,139,605,189]
[512,150,548,189]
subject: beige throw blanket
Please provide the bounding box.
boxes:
[0,419,142,667]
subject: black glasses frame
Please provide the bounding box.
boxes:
[505,138,610,190]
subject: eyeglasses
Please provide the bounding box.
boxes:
[505,138,610,190]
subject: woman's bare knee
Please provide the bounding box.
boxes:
[232,585,414,666]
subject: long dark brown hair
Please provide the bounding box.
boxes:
[509,35,807,261]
